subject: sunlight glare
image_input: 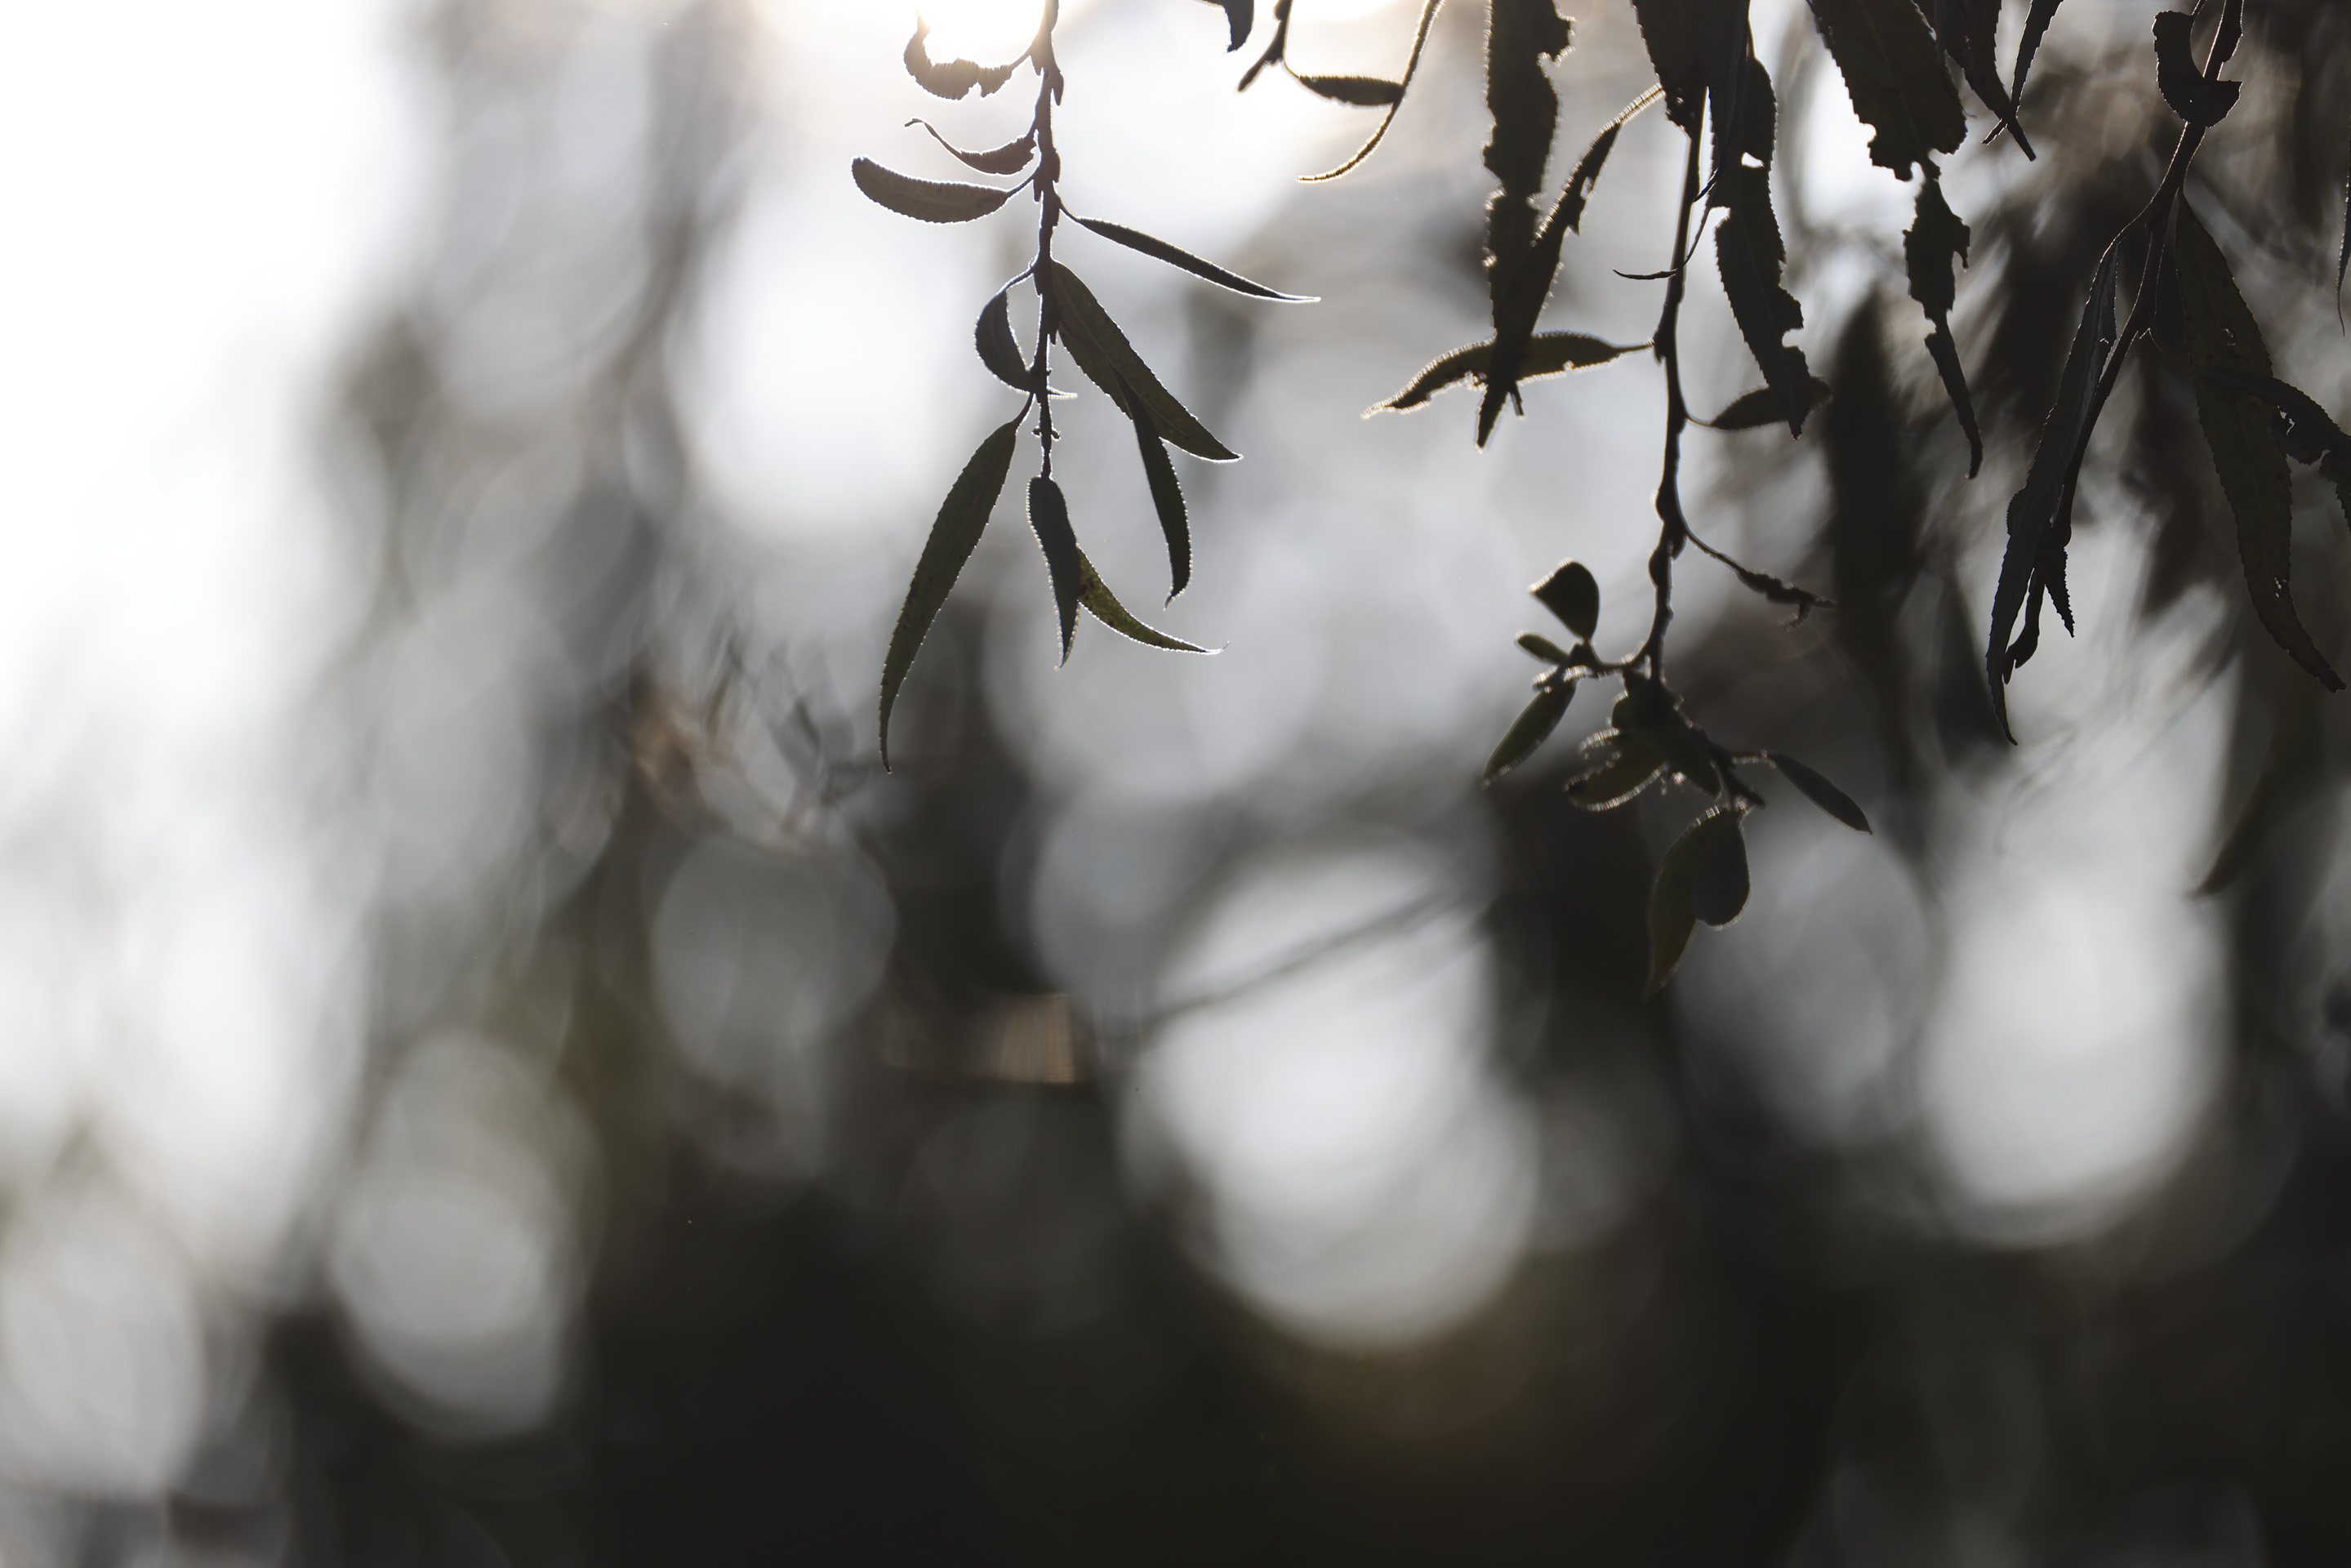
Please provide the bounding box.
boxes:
[919,0,1050,65]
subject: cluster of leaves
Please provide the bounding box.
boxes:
[866,0,2351,991]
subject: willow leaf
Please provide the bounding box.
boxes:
[1765,753,1872,832]
[1072,216,1314,301]
[1715,162,1814,436]
[1567,733,1666,810]
[903,20,1024,100]
[1809,0,1966,176]
[906,119,1037,176]
[1485,683,1575,784]
[1078,550,1212,652]
[1905,177,1983,474]
[1030,476,1083,664]
[1294,74,1403,105]
[1133,416,1192,599]
[1484,0,1574,314]
[1374,333,1644,413]
[1699,377,1832,430]
[852,158,1014,224]
[1299,0,1446,182]
[976,287,1033,391]
[2007,0,2065,136]
[879,420,1021,768]
[1049,262,1239,461]
[2153,11,2238,127]
[1649,808,1740,994]
[1479,114,1623,445]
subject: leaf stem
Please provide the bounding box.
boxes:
[1632,127,1705,682]
[1027,0,1066,476]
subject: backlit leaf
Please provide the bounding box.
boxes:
[2007,0,2066,138]
[1532,560,1600,640]
[852,158,1013,224]
[1566,731,1666,809]
[1049,262,1240,461]
[1078,550,1212,652]
[1480,113,1623,445]
[1930,0,2032,155]
[1517,632,1577,664]
[1484,0,1574,316]
[1690,812,1750,926]
[976,287,1034,391]
[1200,0,1254,51]
[1905,177,1983,474]
[1133,416,1192,600]
[1765,752,1872,832]
[2175,200,2344,690]
[1294,74,1404,106]
[1485,683,1575,784]
[1029,475,1083,664]
[903,20,1024,100]
[1715,161,1815,437]
[1648,808,1739,994]
[1808,0,1966,176]
[1630,0,1704,132]
[2153,11,2238,127]
[879,420,1021,768]
[1298,0,1446,182]
[906,119,1037,176]
[1374,333,1644,413]
[1072,215,1315,301]
[1624,713,1721,795]
[1699,377,1832,430]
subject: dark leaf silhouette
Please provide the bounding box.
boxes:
[1479,114,1626,444]
[903,20,1024,100]
[1374,333,1644,413]
[2340,138,2349,304]
[879,418,1021,767]
[1029,475,1083,664]
[906,119,1038,176]
[1930,0,2032,155]
[976,287,1034,391]
[1631,0,1705,132]
[1199,0,1253,51]
[1614,679,1721,793]
[1690,811,1750,926]
[1236,0,1292,91]
[1133,416,1192,600]
[1299,0,1448,183]
[2006,0,2065,138]
[2202,368,2351,530]
[1078,549,1212,651]
[1517,632,1578,664]
[1715,161,1814,437]
[2175,200,2344,690]
[1072,216,1314,301]
[1485,683,1575,784]
[1765,752,1872,832]
[1049,262,1240,461]
[1904,177,1984,474]
[1647,808,1740,993]
[2153,11,2239,127]
[1533,560,1601,640]
[1707,52,1776,212]
[1567,732,1666,809]
[853,158,1014,224]
[1808,0,1966,177]
[1294,74,1404,106]
[1699,377,1832,430]
[1483,0,1574,316]
[1986,249,2118,734]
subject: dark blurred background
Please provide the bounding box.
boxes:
[7,0,2351,1562]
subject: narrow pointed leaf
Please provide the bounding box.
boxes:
[1808,0,1966,176]
[879,419,1021,768]
[1480,115,1622,444]
[1632,0,1705,131]
[1700,377,1833,430]
[1931,0,2033,155]
[1715,162,1814,436]
[852,158,1013,224]
[1029,476,1082,664]
[976,287,1034,391]
[1078,550,1213,652]
[1485,683,1575,784]
[1906,177,1984,474]
[1987,249,2119,733]
[2007,0,2065,135]
[1484,0,1574,317]
[903,20,1024,100]
[1072,215,1314,301]
[1531,560,1600,639]
[1374,333,1643,412]
[1293,74,1404,106]
[1049,262,1239,461]
[1567,733,1667,809]
[1765,752,1872,832]
[1200,0,1254,51]
[1299,0,1447,182]
[2153,11,2238,126]
[2175,200,2344,690]
[1133,417,1192,599]
[2200,369,2351,531]
[1691,813,1750,926]
[1648,808,1738,994]
[1518,632,1577,663]
[1236,0,1291,91]
[906,118,1037,176]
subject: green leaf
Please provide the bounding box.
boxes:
[1078,550,1213,652]
[1807,0,1966,177]
[1565,731,1665,809]
[1298,0,1446,183]
[903,20,1025,100]
[879,420,1021,768]
[1029,476,1083,664]
[1484,682,1575,784]
[1714,161,1814,437]
[1647,808,1739,994]
[1200,0,1253,51]
[2175,199,2344,691]
[1133,417,1192,600]
[852,158,1014,224]
[1986,249,2118,734]
[1072,216,1315,301]
[1373,333,1644,413]
[1765,753,1872,832]
[1905,177,1983,475]
[1517,632,1576,664]
[1531,560,1600,639]
[976,287,1034,391]
[1699,377,1832,430]
[1479,114,1622,446]
[1293,74,1405,106]
[1690,812,1750,926]
[2153,11,2238,126]
[1048,262,1240,461]
[906,119,1036,176]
